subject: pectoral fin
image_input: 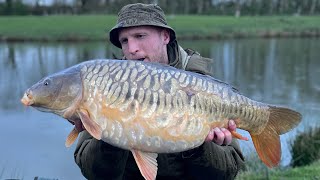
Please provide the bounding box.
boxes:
[78,109,102,140]
[131,150,158,180]
[65,127,79,147]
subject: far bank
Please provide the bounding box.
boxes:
[0,15,319,41]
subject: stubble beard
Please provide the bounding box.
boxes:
[153,47,168,65]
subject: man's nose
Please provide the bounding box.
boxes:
[128,40,139,54]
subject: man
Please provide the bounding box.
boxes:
[74,3,245,180]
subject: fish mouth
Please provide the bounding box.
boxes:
[21,91,34,106]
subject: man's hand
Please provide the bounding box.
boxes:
[205,120,236,146]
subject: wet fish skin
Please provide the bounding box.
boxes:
[77,60,266,151]
[21,59,302,180]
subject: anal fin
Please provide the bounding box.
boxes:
[131,150,158,180]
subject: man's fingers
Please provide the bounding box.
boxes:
[205,129,214,142]
[228,120,236,131]
[221,128,232,145]
[212,127,224,145]
[205,120,237,145]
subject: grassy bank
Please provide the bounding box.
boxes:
[0,15,319,41]
[237,160,320,180]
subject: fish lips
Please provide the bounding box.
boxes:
[21,91,35,106]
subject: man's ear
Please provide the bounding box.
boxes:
[161,29,170,45]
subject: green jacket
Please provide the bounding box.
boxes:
[74,41,245,180]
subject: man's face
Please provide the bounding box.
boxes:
[118,26,170,64]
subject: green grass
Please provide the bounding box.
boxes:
[237,160,320,180]
[0,15,319,41]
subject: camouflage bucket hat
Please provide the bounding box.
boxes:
[109,3,176,48]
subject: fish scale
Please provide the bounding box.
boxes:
[21,59,302,180]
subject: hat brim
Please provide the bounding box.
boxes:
[109,24,176,48]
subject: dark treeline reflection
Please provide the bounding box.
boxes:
[0,38,319,178]
[184,38,320,107]
[1,38,319,111]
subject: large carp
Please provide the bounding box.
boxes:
[21,59,301,180]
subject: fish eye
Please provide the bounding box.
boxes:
[44,79,50,86]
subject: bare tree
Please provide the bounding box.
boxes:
[196,0,204,14]
[184,0,190,14]
[310,0,317,14]
[235,0,241,17]
[269,0,275,15]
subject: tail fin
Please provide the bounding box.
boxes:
[251,106,302,167]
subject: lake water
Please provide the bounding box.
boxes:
[0,37,319,179]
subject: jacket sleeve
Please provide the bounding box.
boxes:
[182,140,245,179]
[74,130,129,180]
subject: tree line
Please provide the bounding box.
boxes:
[1,0,320,16]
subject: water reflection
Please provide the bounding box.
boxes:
[0,38,319,179]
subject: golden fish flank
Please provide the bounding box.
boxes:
[90,60,295,148]
[21,59,301,180]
